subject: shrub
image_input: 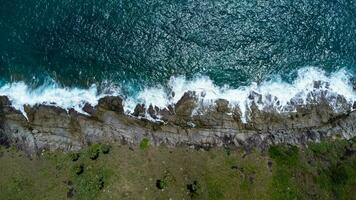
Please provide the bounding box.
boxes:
[139,138,149,150]
[88,145,100,160]
[72,163,84,175]
[69,153,80,161]
[156,179,167,190]
[100,144,111,154]
[269,145,299,165]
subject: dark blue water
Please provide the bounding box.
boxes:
[1,0,355,89]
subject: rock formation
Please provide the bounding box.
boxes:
[0,87,355,156]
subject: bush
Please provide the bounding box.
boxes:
[269,145,299,165]
[156,179,167,190]
[100,144,111,154]
[73,163,84,175]
[88,145,100,160]
[75,170,107,200]
[69,153,80,161]
[330,165,348,185]
[139,138,149,150]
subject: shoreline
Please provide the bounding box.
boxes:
[1,86,355,156]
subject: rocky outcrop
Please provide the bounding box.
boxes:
[0,90,355,156]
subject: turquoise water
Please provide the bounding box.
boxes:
[0,0,355,115]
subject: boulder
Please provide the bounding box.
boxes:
[83,103,95,115]
[133,104,145,117]
[215,99,230,113]
[0,96,11,106]
[96,96,124,114]
[175,91,197,117]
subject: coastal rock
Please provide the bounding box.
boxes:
[215,99,230,113]
[0,93,355,156]
[96,96,124,114]
[0,96,11,106]
[83,103,95,115]
[175,91,198,117]
[133,104,145,117]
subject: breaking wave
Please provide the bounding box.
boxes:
[0,67,355,122]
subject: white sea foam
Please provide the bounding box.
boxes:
[123,67,355,122]
[0,67,355,122]
[0,82,109,116]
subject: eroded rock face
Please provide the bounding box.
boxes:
[0,92,355,156]
[133,104,145,117]
[175,91,198,117]
[96,96,124,114]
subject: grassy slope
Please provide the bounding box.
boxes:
[0,138,355,200]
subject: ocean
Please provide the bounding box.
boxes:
[0,0,355,118]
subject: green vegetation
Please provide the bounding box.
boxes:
[69,153,80,161]
[139,138,150,150]
[100,144,111,154]
[268,139,356,200]
[87,144,100,160]
[0,138,355,199]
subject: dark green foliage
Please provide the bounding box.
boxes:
[100,144,111,154]
[88,144,100,160]
[72,163,84,175]
[69,153,80,161]
[269,145,299,165]
[330,165,348,185]
[156,179,167,190]
[140,138,149,150]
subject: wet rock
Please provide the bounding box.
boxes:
[0,96,11,106]
[353,102,356,109]
[147,105,157,119]
[175,91,197,117]
[215,99,230,113]
[352,79,356,90]
[97,96,124,114]
[313,80,330,89]
[133,104,145,117]
[248,91,262,104]
[83,103,95,115]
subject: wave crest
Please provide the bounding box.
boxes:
[0,67,355,122]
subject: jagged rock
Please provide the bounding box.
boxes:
[248,91,262,104]
[96,96,123,114]
[313,80,330,89]
[158,105,174,121]
[353,102,356,109]
[83,103,95,115]
[0,93,354,156]
[0,96,11,106]
[175,91,197,117]
[133,104,145,117]
[147,105,157,119]
[215,99,230,113]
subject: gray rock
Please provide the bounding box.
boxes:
[0,92,355,156]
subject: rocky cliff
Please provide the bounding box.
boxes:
[0,86,355,156]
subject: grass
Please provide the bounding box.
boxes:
[0,138,355,199]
